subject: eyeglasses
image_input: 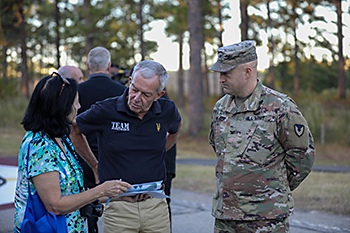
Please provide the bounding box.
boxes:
[50,72,70,98]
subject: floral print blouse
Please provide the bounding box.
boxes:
[14,131,86,233]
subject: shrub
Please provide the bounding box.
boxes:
[0,95,28,129]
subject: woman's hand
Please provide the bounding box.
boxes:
[101,180,133,198]
[33,173,134,215]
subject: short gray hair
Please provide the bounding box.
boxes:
[131,60,168,94]
[87,47,111,72]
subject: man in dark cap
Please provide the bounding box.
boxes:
[208,40,315,232]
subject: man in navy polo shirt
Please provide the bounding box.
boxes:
[77,47,126,189]
[72,60,182,233]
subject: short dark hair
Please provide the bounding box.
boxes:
[21,74,78,138]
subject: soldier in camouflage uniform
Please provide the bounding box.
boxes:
[208,40,315,233]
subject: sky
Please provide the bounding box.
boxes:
[145,0,350,72]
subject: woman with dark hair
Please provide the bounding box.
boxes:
[14,73,133,232]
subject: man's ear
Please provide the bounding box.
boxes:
[155,90,165,101]
[245,66,252,79]
[107,62,111,71]
[86,62,90,72]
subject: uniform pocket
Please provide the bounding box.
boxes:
[244,121,277,165]
[225,121,256,156]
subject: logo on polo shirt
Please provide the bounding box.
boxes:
[156,123,161,132]
[111,122,130,131]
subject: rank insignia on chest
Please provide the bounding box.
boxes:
[156,123,161,132]
[294,124,305,137]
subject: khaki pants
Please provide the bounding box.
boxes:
[102,198,170,233]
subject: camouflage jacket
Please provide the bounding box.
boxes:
[209,81,315,221]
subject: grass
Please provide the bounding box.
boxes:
[0,95,27,128]
[0,95,27,156]
[314,143,350,166]
[0,127,25,157]
[173,164,216,195]
[173,134,350,217]
[292,172,350,216]
[176,134,216,159]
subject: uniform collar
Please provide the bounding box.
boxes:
[224,80,263,114]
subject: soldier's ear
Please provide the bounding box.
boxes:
[245,67,252,79]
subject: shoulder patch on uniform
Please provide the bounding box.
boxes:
[294,124,305,137]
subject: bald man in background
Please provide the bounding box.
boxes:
[58,65,84,84]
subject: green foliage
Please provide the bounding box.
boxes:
[291,89,350,146]
[308,58,338,92]
[326,109,350,145]
[0,0,20,46]
[272,58,347,93]
[296,98,325,142]
[273,61,293,92]
[152,0,188,42]
[0,78,19,98]
[1,0,162,76]
[177,99,214,138]
[0,94,28,129]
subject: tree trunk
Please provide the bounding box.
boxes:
[217,0,223,47]
[3,46,8,85]
[177,32,185,107]
[187,0,204,136]
[240,0,249,41]
[336,0,345,99]
[40,43,44,78]
[55,0,60,68]
[84,0,93,77]
[266,0,275,88]
[17,0,29,98]
[139,0,145,61]
[203,51,209,97]
[292,2,299,94]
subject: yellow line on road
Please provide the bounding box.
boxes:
[5,178,17,181]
